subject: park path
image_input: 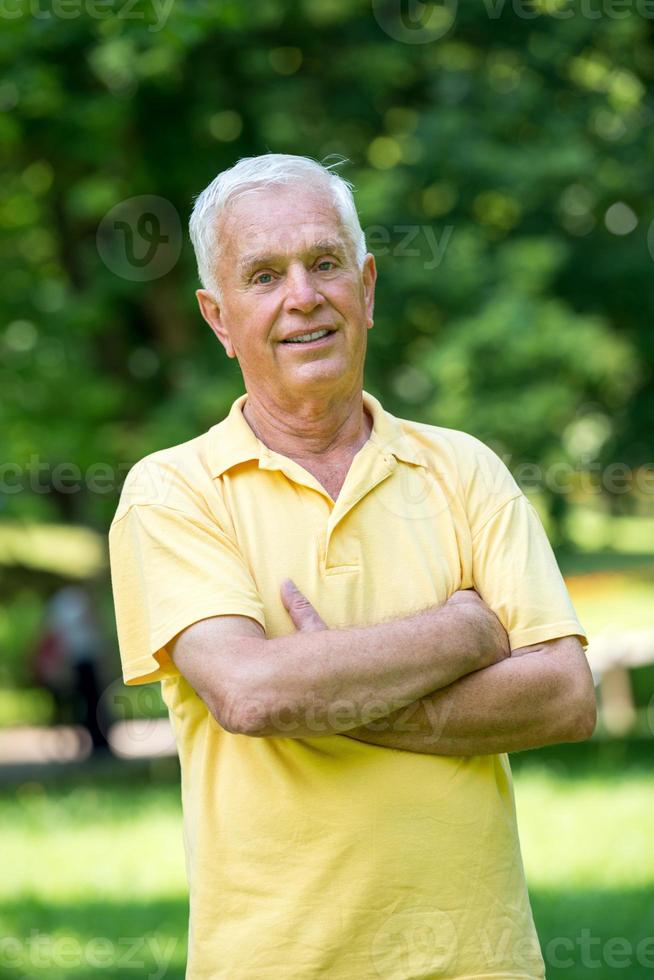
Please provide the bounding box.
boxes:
[0,718,176,784]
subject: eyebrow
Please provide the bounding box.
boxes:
[237,239,347,279]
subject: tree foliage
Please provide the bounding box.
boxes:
[1,1,653,535]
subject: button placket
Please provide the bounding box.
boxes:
[323,454,397,570]
[327,455,397,535]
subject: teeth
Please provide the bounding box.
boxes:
[285,329,330,344]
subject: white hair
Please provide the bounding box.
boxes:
[188,153,367,299]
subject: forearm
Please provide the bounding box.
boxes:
[345,641,596,755]
[229,604,489,737]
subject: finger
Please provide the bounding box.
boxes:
[280,579,327,632]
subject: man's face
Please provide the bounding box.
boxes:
[196,184,376,404]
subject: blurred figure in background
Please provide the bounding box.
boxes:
[32,584,110,752]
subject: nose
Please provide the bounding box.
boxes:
[283,263,323,315]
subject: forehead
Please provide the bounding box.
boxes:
[218,184,350,268]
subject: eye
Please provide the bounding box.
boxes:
[316,259,337,272]
[253,271,274,285]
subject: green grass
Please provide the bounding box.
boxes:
[1,744,652,979]
[0,778,188,979]
[512,743,654,979]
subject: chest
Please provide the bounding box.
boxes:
[293,459,349,501]
[278,445,360,503]
[217,462,473,636]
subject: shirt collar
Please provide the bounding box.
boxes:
[208,389,422,479]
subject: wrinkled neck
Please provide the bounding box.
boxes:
[241,389,372,463]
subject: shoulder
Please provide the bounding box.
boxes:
[391,410,523,525]
[396,411,518,487]
[111,427,221,526]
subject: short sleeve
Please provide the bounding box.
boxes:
[471,493,588,652]
[109,503,266,685]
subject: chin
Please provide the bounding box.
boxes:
[287,363,349,390]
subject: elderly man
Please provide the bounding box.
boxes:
[109,153,596,980]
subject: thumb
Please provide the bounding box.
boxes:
[280,579,327,632]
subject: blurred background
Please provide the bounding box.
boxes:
[1,2,653,977]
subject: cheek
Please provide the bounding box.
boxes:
[323,283,358,318]
[228,304,277,357]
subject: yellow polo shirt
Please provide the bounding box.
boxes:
[109,390,587,980]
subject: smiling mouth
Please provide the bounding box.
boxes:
[281,328,336,345]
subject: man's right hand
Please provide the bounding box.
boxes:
[442,588,511,670]
[280,578,510,675]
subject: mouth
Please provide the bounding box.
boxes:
[280,328,336,348]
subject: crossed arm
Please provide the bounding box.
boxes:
[169,581,597,756]
[345,635,593,755]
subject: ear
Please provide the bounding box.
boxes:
[362,253,377,330]
[196,289,236,358]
